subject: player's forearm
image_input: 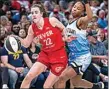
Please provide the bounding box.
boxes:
[84,0,93,20]
[18,36,32,48]
[62,28,68,40]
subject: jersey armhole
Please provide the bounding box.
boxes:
[44,17,53,27]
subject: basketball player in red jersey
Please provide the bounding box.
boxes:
[19,3,68,88]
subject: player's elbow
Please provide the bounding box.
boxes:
[22,41,30,48]
[23,44,30,48]
[87,15,93,21]
[87,13,93,20]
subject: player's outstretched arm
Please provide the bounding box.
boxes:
[18,25,34,48]
[49,17,69,40]
[78,0,93,27]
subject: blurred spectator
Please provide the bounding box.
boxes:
[0,3,8,16]
[12,6,27,24]
[90,0,100,14]
[63,10,71,26]
[0,63,9,89]
[11,0,21,11]
[58,0,68,12]
[24,21,31,32]
[86,32,108,83]
[17,0,30,12]
[18,29,27,38]
[0,16,9,32]
[100,0,108,10]
[97,9,108,29]
[20,15,29,24]
[87,32,108,73]
[91,14,98,23]
[6,21,13,32]
[19,15,30,29]
[65,1,74,11]
[31,0,41,5]
[68,14,73,23]
[49,5,66,25]
[0,48,2,89]
[86,22,94,33]
[97,30,106,42]
[97,30,108,50]
[28,40,40,63]
[93,22,100,32]
[1,45,33,89]
[103,30,108,50]
[0,69,2,89]
[12,24,20,35]
[6,10,13,24]
[43,0,54,15]
[83,63,108,83]
[49,4,62,18]
[0,27,7,47]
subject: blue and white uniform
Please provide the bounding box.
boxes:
[66,19,91,75]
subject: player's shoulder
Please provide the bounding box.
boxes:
[49,17,58,22]
[49,17,59,27]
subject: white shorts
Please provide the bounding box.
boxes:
[69,52,91,75]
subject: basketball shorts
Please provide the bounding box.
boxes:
[37,48,68,76]
[69,52,91,75]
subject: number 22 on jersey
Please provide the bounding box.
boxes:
[43,38,53,46]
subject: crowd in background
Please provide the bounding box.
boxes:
[0,0,108,89]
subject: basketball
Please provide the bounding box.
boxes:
[4,36,21,53]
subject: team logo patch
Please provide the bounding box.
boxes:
[55,66,64,73]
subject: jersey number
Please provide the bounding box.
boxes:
[44,38,52,46]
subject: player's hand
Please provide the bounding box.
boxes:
[66,36,77,42]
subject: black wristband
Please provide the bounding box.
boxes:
[83,0,88,4]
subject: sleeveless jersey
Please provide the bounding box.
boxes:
[66,19,90,59]
[32,18,65,53]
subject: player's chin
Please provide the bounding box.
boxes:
[33,19,38,23]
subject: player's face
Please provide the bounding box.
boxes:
[71,2,84,17]
[31,7,43,24]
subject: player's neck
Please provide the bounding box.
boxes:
[70,17,79,23]
[36,17,44,30]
